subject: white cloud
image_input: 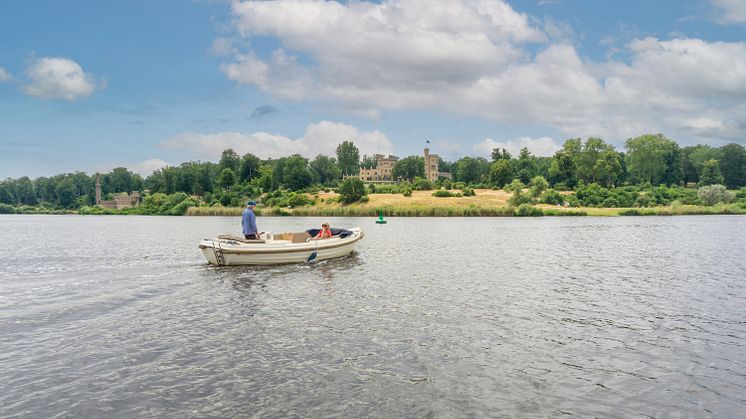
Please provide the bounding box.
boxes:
[22,57,100,100]
[209,37,237,56]
[131,159,171,176]
[160,120,393,160]
[219,1,746,145]
[0,67,12,82]
[474,136,560,158]
[710,0,746,24]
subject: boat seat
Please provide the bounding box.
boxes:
[291,232,311,243]
[273,232,311,243]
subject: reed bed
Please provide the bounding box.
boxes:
[186,204,590,217]
[618,204,746,216]
[187,206,245,216]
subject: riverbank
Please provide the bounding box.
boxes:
[3,189,744,217]
[186,189,746,217]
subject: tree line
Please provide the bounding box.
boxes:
[1,134,745,210]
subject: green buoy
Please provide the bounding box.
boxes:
[375,210,387,224]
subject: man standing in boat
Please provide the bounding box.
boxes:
[242,201,260,240]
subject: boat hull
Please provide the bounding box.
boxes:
[199,228,363,266]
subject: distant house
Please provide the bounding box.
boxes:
[358,154,399,182]
[95,175,140,209]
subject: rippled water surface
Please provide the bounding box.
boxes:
[1,215,745,417]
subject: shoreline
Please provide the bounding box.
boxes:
[3,204,744,217]
[4,190,745,217]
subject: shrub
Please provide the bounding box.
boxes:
[601,197,621,208]
[432,190,463,198]
[287,192,313,207]
[359,195,370,203]
[635,194,652,207]
[462,187,476,196]
[553,182,570,191]
[403,188,412,197]
[737,187,746,200]
[575,183,609,207]
[442,180,453,190]
[508,188,531,207]
[528,176,549,198]
[338,178,367,204]
[504,179,525,193]
[413,178,434,190]
[514,204,543,216]
[0,203,14,214]
[169,198,197,215]
[453,182,466,189]
[540,189,564,205]
[698,185,734,206]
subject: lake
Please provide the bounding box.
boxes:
[1,215,745,417]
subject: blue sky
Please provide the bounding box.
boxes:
[1,0,745,178]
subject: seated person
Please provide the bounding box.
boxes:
[311,222,333,240]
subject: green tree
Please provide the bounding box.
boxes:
[548,149,576,187]
[393,155,425,181]
[108,167,135,193]
[13,177,37,205]
[625,134,679,185]
[660,141,684,186]
[507,179,530,206]
[309,155,341,185]
[575,137,613,182]
[217,168,236,189]
[593,150,623,187]
[688,145,723,180]
[55,178,76,208]
[491,147,512,162]
[489,159,514,187]
[219,149,241,174]
[360,155,377,169]
[336,141,360,176]
[0,183,15,205]
[719,143,746,188]
[698,159,724,186]
[238,153,261,183]
[515,148,537,183]
[528,176,549,198]
[255,165,274,192]
[454,157,489,184]
[282,154,313,191]
[338,177,366,204]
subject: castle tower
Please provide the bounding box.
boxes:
[424,148,438,181]
[95,174,102,205]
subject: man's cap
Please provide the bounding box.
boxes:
[247,201,256,206]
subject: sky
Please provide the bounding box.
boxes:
[1,0,745,179]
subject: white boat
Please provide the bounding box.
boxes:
[199,227,364,266]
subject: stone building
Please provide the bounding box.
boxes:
[358,154,398,182]
[95,175,140,209]
[423,148,452,182]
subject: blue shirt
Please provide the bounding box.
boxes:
[242,207,258,235]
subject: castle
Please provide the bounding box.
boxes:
[95,175,140,209]
[423,148,452,182]
[358,154,398,182]
[357,148,451,182]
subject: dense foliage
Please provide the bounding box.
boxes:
[338,178,367,204]
[2,135,746,214]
